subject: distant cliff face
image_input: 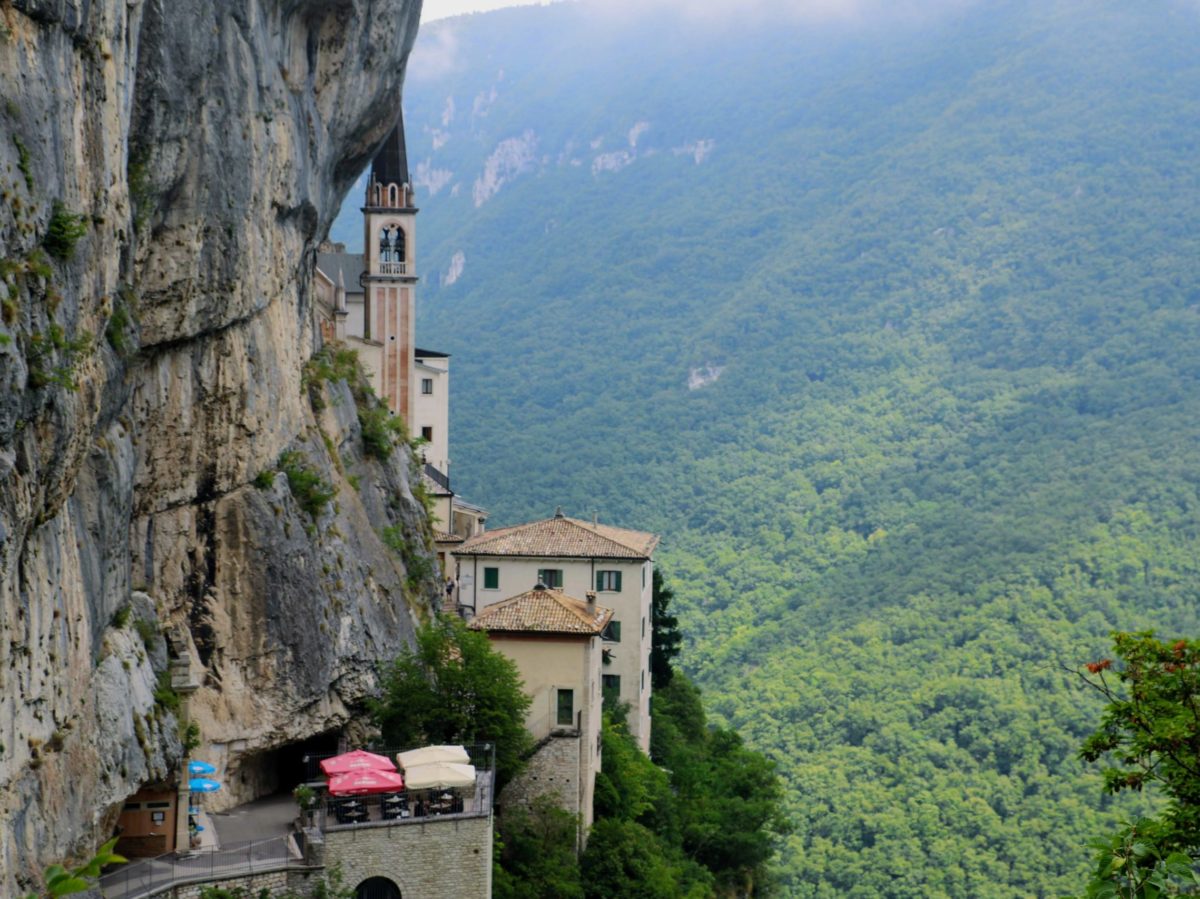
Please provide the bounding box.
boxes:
[0,0,431,889]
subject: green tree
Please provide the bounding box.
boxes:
[1076,633,1200,897]
[651,676,787,894]
[371,615,532,788]
[650,568,681,690]
[494,796,585,899]
[580,819,688,899]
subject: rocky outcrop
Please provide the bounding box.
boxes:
[0,0,430,890]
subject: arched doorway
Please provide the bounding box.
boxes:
[356,876,402,899]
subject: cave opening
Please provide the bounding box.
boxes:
[234,730,343,800]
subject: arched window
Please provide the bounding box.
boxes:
[388,184,399,207]
[356,877,402,899]
[392,226,405,263]
[378,227,392,263]
[372,183,383,206]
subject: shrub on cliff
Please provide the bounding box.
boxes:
[278,451,335,519]
[372,615,532,789]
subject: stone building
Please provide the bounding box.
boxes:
[454,511,659,752]
[468,585,611,839]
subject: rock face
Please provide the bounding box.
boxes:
[0,0,432,890]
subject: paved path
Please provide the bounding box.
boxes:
[99,795,299,899]
[209,792,296,845]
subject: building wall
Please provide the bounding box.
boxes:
[344,293,366,339]
[413,357,450,475]
[456,556,653,751]
[323,815,493,899]
[501,734,591,838]
[487,632,601,836]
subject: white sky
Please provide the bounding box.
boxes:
[420,0,559,23]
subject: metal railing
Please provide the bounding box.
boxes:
[423,463,451,493]
[98,836,299,899]
[306,743,496,831]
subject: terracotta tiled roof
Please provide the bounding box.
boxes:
[468,586,612,636]
[434,530,464,544]
[457,510,658,559]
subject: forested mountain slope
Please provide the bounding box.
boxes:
[334,1,1200,893]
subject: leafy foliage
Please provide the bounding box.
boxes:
[277,451,335,519]
[25,323,90,390]
[339,1,1200,891]
[1075,633,1200,897]
[371,615,532,788]
[22,837,126,898]
[42,201,87,260]
[382,523,436,593]
[650,568,680,690]
[494,796,586,899]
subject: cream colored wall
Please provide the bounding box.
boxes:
[344,335,383,399]
[344,293,366,339]
[413,358,450,474]
[454,555,653,752]
[488,633,602,832]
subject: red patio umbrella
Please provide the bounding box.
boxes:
[327,769,406,796]
[319,749,396,777]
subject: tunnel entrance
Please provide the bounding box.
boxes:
[230,730,342,802]
[281,730,343,788]
[356,877,402,899]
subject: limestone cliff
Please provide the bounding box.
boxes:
[0,0,433,889]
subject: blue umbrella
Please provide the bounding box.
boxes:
[189,777,221,793]
[188,760,216,776]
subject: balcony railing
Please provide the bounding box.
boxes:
[378,261,407,275]
[424,463,451,493]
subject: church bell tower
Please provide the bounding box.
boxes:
[362,112,418,420]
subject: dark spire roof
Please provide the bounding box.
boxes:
[371,109,410,188]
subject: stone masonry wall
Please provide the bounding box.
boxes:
[324,816,493,899]
[500,734,582,820]
[171,867,311,898]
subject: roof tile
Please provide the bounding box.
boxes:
[457,512,658,559]
[468,586,613,636]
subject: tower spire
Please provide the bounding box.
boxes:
[371,110,410,192]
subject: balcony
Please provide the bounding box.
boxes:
[379,261,407,275]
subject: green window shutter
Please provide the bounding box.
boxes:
[596,571,603,591]
[614,571,622,592]
[557,689,574,726]
[484,567,499,589]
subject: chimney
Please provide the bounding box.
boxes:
[554,506,565,519]
[585,590,596,612]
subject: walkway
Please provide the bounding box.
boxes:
[98,795,301,899]
[209,792,296,845]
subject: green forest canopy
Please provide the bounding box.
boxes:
[334,0,1200,893]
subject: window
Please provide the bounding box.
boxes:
[557,689,574,726]
[421,426,433,442]
[538,568,563,588]
[378,225,405,263]
[596,570,622,592]
[602,620,621,643]
[421,378,433,395]
[483,567,499,590]
[602,674,621,698]
[643,565,647,588]
[642,617,646,638]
